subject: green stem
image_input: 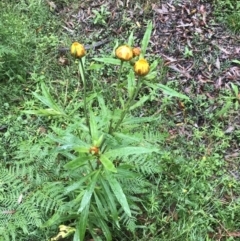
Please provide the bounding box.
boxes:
[108,60,124,134]
[79,58,89,129]
[111,77,142,134]
[117,61,123,89]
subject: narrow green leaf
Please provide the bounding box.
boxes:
[64,155,90,170]
[100,154,117,173]
[87,63,104,70]
[93,191,108,220]
[232,59,240,64]
[122,116,158,125]
[127,31,134,46]
[78,202,90,241]
[100,178,119,225]
[140,21,153,57]
[127,70,135,98]
[23,109,64,116]
[158,84,190,100]
[144,71,158,80]
[73,147,90,153]
[73,231,80,241]
[106,175,131,217]
[89,110,98,142]
[129,95,149,110]
[231,82,239,96]
[94,212,112,241]
[78,170,100,213]
[64,172,95,194]
[31,82,65,115]
[41,82,64,113]
[43,213,61,227]
[93,57,121,65]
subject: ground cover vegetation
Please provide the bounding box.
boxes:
[0,0,240,240]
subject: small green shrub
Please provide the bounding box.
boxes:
[0,21,189,241]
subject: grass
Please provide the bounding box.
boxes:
[1,0,240,241]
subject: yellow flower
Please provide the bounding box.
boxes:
[70,42,86,58]
[134,58,150,76]
[115,45,133,61]
[132,47,141,57]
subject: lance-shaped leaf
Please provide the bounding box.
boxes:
[140,21,153,58]
[158,84,190,100]
[93,57,121,65]
[64,155,91,170]
[105,174,131,217]
[89,110,99,143]
[100,154,117,173]
[33,82,66,115]
[78,170,100,213]
[127,70,135,98]
[127,31,134,46]
[76,201,90,241]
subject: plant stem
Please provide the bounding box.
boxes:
[79,58,89,129]
[108,60,124,134]
[111,77,142,133]
[117,61,123,89]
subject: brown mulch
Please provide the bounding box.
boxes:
[53,0,240,90]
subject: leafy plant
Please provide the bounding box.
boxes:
[11,21,189,241]
[92,5,111,25]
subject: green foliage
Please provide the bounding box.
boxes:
[1,20,173,241]
[0,0,59,81]
[92,5,111,25]
[213,0,240,32]
[2,1,240,240]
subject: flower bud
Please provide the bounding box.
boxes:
[134,58,150,76]
[115,45,133,61]
[70,42,86,58]
[89,146,99,156]
[132,47,141,57]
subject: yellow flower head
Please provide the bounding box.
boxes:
[132,47,141,57]
[134,58,150,76]
[70,42,86,58]
[115,45,133,61]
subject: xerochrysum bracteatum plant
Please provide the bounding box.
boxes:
[23,21,190,241]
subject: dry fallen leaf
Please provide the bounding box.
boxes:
[215,57,220,69]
